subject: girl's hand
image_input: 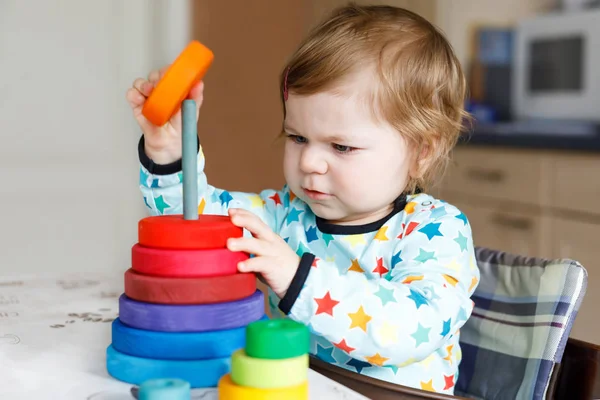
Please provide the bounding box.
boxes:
[125,66,204,165]
[226,208,300,299]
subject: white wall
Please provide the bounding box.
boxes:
[0,0,190,276]
[435,0,558,68]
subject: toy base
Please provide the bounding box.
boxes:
[106,345,229,388]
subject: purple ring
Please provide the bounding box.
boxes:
[118,290,264,332]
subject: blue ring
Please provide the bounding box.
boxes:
[111,316,268,360]
[106,345,230,388]
[138,378,190,400]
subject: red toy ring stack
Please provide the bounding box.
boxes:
[105,41,267,389]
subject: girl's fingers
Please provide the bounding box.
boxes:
[227,236,270,257]
[148,65,169,84]
[238,256,270,274]
[228,209,275,241]
[125,87,145,108]
[132,78,152,97]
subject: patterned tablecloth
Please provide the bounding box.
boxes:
[0,271,369,400]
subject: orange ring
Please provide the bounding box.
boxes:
[142,40,214,126]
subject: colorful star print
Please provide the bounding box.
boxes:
[372,258,389,276]
[314,291,339,316]
[391,249,403,267]
[455,212,468,225]
[346,358,372,374]
[348,259,364,273]
[269,192,282,205]
[454,231,468,251]
[365,353,389,366]
[411,323,431,347]
[348,306,371,332]
[306,225,318,242]
[316,344,337,363]
[285,207,303,225]
[441,318,452,337]
[374,226,389,241]
[414,249,436,263]
[154,195,170,214]
[219,191,233,206]
[140,169,149,187]
[419,222,443,240]
[407,289,429,309]
[374,285,396,306]
[334,339,355,354]
[322,233,334,246]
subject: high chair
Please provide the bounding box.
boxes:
[310,247,600,399]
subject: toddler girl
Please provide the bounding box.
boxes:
[127,4,479,395]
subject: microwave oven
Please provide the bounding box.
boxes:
[512,9,600,122]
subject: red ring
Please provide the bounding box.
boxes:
[131,244,248,278]
[138,215,242,250]
[124,269,257,304]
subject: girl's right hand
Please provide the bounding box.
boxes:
[126,67,205,165]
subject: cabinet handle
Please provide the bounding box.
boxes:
[490,214,532,231]
[466,167,505,183]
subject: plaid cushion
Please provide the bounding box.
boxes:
[455,247,587,400]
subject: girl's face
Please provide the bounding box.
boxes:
[283,71,414,225]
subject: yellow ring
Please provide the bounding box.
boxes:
[218,374,308,400]
[230,350,308,389]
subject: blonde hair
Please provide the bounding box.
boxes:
[279,3,469,194]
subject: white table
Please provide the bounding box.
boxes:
[0,271,369,399]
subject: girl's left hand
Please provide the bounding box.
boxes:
[226,208,300,299]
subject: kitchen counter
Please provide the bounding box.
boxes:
[458,121,600,152]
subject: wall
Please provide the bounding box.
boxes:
[435,0,558,69]
[308,0,436,26]
[0,0,188,276]
[190,1,309,194]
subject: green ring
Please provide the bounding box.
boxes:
[245,319,309,359]
[231,349,308,389]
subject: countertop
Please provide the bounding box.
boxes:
[0,271,369,400]
[457,120,600,152]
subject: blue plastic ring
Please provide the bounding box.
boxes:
[138,378,190,400]
[111,316,268,360]
[106,345,230,388]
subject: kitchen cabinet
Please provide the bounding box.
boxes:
[437,145,600,344]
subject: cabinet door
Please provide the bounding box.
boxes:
[552,217,600,345]
[443,199,549,258]
[442,147,550,207]
[550,153,600,216]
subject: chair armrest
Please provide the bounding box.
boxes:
[554,337,600,400]
[309,356,469,400]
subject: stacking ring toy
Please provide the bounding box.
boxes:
[106,345,229,388]
[218,374,308,400]
[138,215,242,249]
[131,244,247,278]
[138,378,190,400]
[124,268,257,304]
[111,317,267,360]
[142,40,214,126]
[118,290,264,332]
[230,350,308,389]
[245,319,310,359]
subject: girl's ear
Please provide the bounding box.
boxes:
[410,143,432,180]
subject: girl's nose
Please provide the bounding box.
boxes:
[299,147,328,175]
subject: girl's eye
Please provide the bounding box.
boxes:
[333,144,355,153]
[288,134,307,144]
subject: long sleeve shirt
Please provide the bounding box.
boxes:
[138,137,480,395]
